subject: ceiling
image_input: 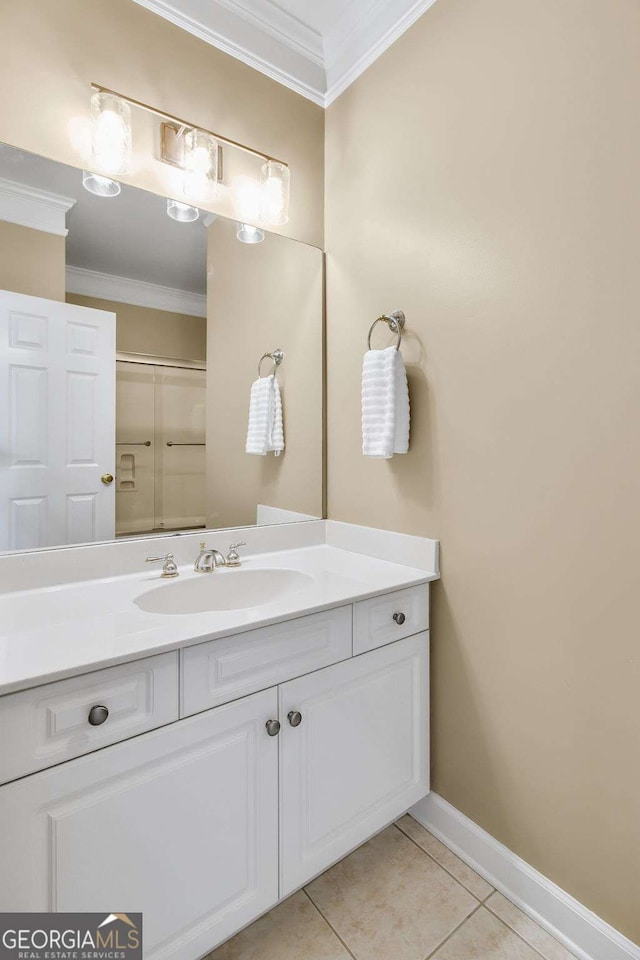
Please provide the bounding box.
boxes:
[131,0,438,106]
[0,143,206,296]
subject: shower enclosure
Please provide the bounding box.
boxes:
[115,357,206,537]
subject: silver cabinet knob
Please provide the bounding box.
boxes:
[288,710,302,727]
[88,704,109,726]
[265,719,281,737]
[393,612,406,625]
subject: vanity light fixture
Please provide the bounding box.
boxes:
[82,170,121,197]
[236,222,265,244]
[259,161,290,226]
[87,85,291,226]
[167,199,199,223]
[182,128,218,202]
[90,91,132,176]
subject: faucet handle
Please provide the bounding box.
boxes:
[145,553,179,578]
[226,542,247,567]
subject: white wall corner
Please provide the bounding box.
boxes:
[65,265,207,318]
[0,176,76,237]
[410,793,640,960]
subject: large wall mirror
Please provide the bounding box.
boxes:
[0,142,323,554]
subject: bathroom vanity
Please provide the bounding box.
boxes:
[0,523,438,960]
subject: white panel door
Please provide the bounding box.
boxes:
[0,687,280,960]
[0,290,116,550]
[279,633,430,896]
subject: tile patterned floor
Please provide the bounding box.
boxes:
[206,818,578,960]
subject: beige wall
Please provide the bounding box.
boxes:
[0,0,324,247]
[326,0,640,941]
[67,293,206,361]
[206,220,323,528]
[0,221,65,300]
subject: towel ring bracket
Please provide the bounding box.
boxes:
[367,310,405,350]
[258,348,284,377]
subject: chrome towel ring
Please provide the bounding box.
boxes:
[367,310,406,351]
[257,348,284,377]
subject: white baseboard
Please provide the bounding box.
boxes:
[410,793,640,960]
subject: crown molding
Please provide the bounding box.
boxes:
[132,0,440,107]
[131,0,326,105]
[215,0,323,64]
[325,0,439,105]
[0,177,76,237]
[66,265,207,318]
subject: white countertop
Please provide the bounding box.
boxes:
[0,544,438,696]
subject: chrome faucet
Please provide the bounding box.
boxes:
[194,542,227,573]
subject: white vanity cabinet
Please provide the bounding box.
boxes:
[0,583,430,960]
[279,632,429,895]
[0,688,280,960]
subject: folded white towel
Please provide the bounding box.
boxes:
[246,374,284,456]
[362,346,410,458]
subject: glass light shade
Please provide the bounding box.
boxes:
[167,199,199,223]
[183,129,218,202]
[259,161,290,225]
[232,175,261,223]
[90,92,132,176]
[236,222,265,244]
[82,170,121,197]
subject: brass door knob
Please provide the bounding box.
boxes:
[101,473,114,485]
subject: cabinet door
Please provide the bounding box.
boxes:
[0,688,279,960]
[279,633,429,896]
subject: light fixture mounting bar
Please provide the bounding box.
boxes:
[90,83,288,167]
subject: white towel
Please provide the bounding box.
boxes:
[246,374,284,456]
[362,346,410,458]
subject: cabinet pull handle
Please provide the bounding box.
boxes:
[265,719,281,737]
[393,612,406,625]
[88,704,109,726]
[288,710,302,727]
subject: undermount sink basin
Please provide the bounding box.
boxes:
[134,568,313,615]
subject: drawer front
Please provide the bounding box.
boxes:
[0,652,178,784]
[353,585,429,654]
[181,606,352,718]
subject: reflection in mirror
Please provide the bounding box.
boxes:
[0,143,323,554]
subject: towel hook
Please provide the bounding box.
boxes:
[367,310,405,351]
[258,348,284,377]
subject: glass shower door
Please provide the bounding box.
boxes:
[154,366,206,532]
[115,361,155,536]
[115,362,206,536]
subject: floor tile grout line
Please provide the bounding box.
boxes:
[302,887,359,960]
[486,906,577,960]
[422,901,484,960]
[393,822,491,903]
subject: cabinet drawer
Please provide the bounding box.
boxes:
[0,652,178,784]
[181,606,352,717]
[353,584,429,654]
